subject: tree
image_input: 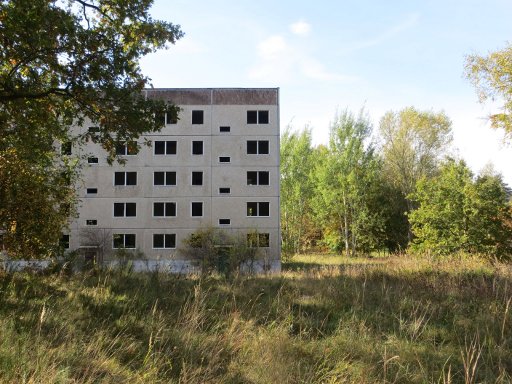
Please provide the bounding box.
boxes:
[465,43,512,141]
[379,107,453,242]
[409,159,512,259]
[313,109,384,256]
[280,126,315,256]
[0,0,183,257]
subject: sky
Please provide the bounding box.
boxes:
[140,0,512,185]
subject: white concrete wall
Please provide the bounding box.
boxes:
[67,88,281,272]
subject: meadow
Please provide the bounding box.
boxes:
[0,254,511,383]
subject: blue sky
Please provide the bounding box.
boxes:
[141,0,512,184]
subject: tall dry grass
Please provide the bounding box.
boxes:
[0,254,510,383]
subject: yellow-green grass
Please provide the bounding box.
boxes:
[0,254,511,383]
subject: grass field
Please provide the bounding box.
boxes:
[0,254,511,383]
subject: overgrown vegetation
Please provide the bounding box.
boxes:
[0,255,511,383]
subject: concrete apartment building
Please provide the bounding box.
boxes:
[65,88,281,272]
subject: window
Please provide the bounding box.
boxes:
[114,172,137,186]
[88,157,98,164]
[86,188,98,194]
[61,141,72,155]
[219,156,230,163]
[247,233,270,248]
[192,141,203,155]
[247,171,269,186]
[86,219,97,226]
[60,234,70,249]
[219,187,231,194]
[247,202,270,217]
[166,112,178,125]
[154,140,177,155]
[114,203,136,217]
[154,171,176,186]
[247,110,269,124]
[219,219,231,225]
[153,234,176,249]
[155,112,165,127]
[87,127,100,143]
[153,202,176,217]
[116,141,138,156]
[247,140,269,154]
[113,234,136,249]
[192,110,204,124]
[191,202,203,217]
[192,171,203,186]
[219,126,230,133]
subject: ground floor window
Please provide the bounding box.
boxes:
[113,234,136,249]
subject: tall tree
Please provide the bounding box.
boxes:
[465,43,512,141]
[379,107,453,242]
[314,109,384,256]
[280,126,315,256]
[0,0,183,257]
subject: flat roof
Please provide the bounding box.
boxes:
[144,88,279,106]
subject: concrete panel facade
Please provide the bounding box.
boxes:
[67,88,280,272]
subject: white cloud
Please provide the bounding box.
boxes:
[343,13,420,52]
[300,59,358,82]
[249,34,355,84]
[257,35,288,59]
[289,20,311,36]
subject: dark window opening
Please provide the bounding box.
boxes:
[258,140,269,154]
[219,187,231,194]
[219,126,230,132]
[153,233,176,249]
[114,172,137,186]
[259,171,269,185]
[192,171,203,186]
[153,202,176,217]
[166,112,178,125]
[247,171,258,185]
[247,110,269,124]
[258,110,269,124]
[247,202,270,217]
[114,202,136,217]
[88,157,98,164]
[247,140,269,154]
[219,219,231,225]
[191,202,203,217]
[154,141,177,155]
[113,234,136,249]
[86,219,97,226]
[154,171,176,186]
[60,234,70,249]
[247,110,257,124]
[219,156,230,163]
[192,141,203,155]
[86,188,98,194]
[192,110,204,124]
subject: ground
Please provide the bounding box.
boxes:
[0,254,510,383]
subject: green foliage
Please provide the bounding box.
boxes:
[280,126,315,257]
[0,0,183,258]
[0,148,78,258]
[409,159,512,259]
[465,43,512,141]
[313,109,385,255]
[181,228,258,277]
[379,106,453,244]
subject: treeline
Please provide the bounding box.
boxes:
[281,107,512,260]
